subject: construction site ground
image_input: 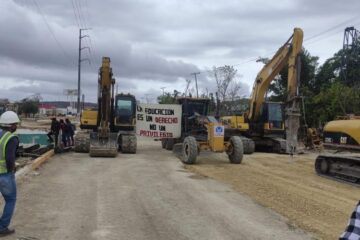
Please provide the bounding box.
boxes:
[9,137,313,240]
[8,123,358,239]
[185,151,359,240]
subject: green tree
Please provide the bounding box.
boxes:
[18,100,39,117]
[157,90,181,104]
[267,49,319,102]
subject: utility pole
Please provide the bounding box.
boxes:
[184,79,191,97]
[191,72,200,98]
[77,28,91,115]
[160,87,166,96]
[81,94,85,111]
[341,26,359,85]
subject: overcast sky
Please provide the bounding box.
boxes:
[1,0,360,103]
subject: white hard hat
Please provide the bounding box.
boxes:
[0,111,20,126]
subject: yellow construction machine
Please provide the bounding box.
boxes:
[221,28,303,154]
[74,57,137,157]
[315,116,360,183]
[80,108,97,130]
[88,57,118,157]
[162,97,244,164]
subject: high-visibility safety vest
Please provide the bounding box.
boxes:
[0,131,16,174]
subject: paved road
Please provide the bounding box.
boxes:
[9,138,312,240]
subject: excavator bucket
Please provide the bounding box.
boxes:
[89,132,118,157]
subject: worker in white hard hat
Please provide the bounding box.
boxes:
[0,111,20,236]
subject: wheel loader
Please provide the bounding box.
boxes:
[74,57,137,157]
[162,97,244,164]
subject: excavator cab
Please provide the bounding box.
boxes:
[114,94,136,130]
[260,102,284,135]
[114,93,137,154]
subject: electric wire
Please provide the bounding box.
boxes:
[70,0,81,28]
[71,0,97,71]
[194,16,360,77]
[31,0,76,66]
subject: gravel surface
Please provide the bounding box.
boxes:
[6,138,312,240]
[186,151,360,240]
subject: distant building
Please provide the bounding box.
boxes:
[39,101,97,116]
[38,103,56,116]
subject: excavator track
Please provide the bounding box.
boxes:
[119,134,137,153]
[315,155,360,185]
[73,131,90,153]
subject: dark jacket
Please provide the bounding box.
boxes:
[51,120,60,135]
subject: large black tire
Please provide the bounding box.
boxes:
[227,136,244,164]
[165,138,175,150]
[182,136,198,164]
[120,135,137,153]
[161,139,167,149]
[242,138,255,154]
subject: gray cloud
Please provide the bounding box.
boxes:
[2,0,360,103]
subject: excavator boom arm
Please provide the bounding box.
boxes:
[248,28,303,121]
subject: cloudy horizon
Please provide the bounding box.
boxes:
[1,0,360,103]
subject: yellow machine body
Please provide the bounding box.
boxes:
[315,118,360,184]
[221,28,303,153]
[221,116,249,130]
[89,57,118,157]
[207,123,225,152]
[323,119,360,146]
[80,109,97,129]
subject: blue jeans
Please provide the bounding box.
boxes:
[0,173,16,230]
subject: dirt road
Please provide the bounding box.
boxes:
[186,151,360,240]
[9,138,311,240]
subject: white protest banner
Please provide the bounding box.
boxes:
[136,104,182,138]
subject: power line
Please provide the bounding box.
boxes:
[80,0,100,68]
[70,0,97,71]
[70,0,81,28]
[304,14,360,42]
[305,21,360,46]
[31,0,75,66]
[74,0,86,28]
[195,17,360,78]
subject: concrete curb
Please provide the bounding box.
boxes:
[15,150,55,181]
[31,150,55,170]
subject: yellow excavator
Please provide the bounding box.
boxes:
[221,28,303,153]
[74,57,137,157]
[88,57,118,157]
[315,116,360,183]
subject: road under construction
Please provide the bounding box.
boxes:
[10,111,359,240]
[9,132,358,240]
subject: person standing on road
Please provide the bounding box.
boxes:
[59,119,69,147]
[65,118,75,146]
[0,111,20,237]
[47,118,60,147]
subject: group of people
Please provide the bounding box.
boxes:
[47,117,75,148]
